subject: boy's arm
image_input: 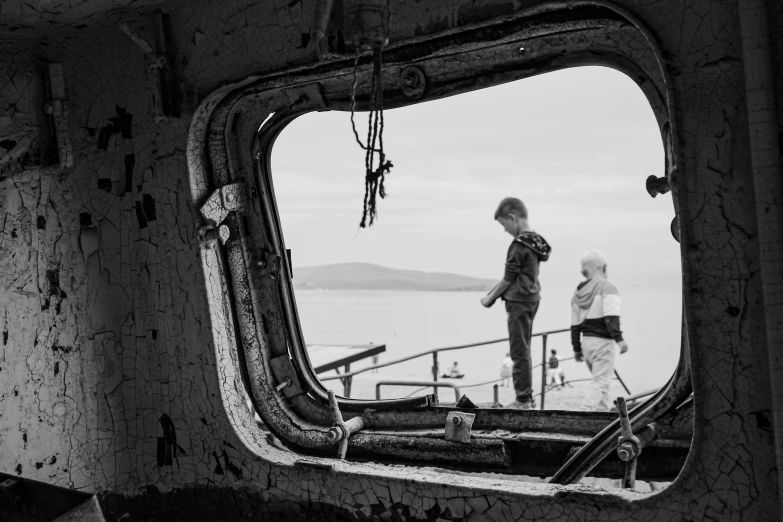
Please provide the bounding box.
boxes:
[481,244,522,307]
[481,279,511,307]
[570,302,583,362]
[602,290,628,354]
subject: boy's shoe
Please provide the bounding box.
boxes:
[506,399,536,410]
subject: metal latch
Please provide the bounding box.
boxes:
[198,182,246,244]
[616,396,657,489]
[444,411,475,443]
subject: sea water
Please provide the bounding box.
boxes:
[295,284,682,404]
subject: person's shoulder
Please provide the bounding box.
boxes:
[599,279,620,295]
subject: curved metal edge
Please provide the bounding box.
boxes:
[190,1,691,473]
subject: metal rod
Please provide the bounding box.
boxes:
[623,454,638,489]
[432,351,438,396]
[540,334,548,410]
[344,363,351,397]
[493,384,499,407]
[376,381,460,402]
[614,369,632,395]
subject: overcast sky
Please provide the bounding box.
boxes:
[271,66,680,290]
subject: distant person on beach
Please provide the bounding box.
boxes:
[481,197,551,410]
[447,361,462,378]
[500,353,513,387]
[570,249,629,411]
[371,354,379,373]
[547,349,564,389]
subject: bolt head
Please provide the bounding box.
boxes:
[327,427,342,442]
[618,442,637,461]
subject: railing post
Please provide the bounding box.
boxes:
[493,384,500,408]
[432,351,439,396]
[540,334,548,410]
[343,363,352,397]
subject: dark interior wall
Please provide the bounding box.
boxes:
[0,0,781,520]
[0,26,223,492]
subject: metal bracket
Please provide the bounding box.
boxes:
[327,390,366,459]
[444,411,475,444]
[616,396,658,489]
[269,355,304,399]
[200,182,246,226]
[198,183,247,244]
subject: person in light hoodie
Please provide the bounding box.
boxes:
[570,249,629,411]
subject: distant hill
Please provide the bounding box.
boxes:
[292,263,496,292]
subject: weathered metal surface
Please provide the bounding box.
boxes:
[445,412,475,444]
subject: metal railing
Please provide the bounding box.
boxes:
[320,327,633,408]
[376,381,462,402]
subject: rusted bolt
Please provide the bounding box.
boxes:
[399,66,426,99]
[326,426,344,443]
[618,442,637,461]
[452,416,462,425]
[275,378,291,392]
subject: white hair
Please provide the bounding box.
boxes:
[580,249,608,269]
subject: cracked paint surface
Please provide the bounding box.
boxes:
[0,0,781,520]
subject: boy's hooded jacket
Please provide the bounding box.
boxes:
[502,231,551,303]
[570,276,624,353]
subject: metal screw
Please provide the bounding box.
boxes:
[275,378,291,392]
[519,46,526,54]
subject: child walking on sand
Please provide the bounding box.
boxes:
[481,197,551,409]
[570,249,629,411]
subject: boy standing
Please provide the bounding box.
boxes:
[570,249,629,411]
[481,197,551,409]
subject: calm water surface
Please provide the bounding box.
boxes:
[295,285,681,400]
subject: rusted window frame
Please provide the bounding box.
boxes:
[189,1,692,480]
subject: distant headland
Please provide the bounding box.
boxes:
[292,263,495,292]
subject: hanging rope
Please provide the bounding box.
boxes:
[350,45,393,228]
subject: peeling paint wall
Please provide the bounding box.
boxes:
[0,0,782,520]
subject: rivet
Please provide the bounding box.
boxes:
[519,46,526,54]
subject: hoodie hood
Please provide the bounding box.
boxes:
[515,232,551,261]
[572,277,615,309]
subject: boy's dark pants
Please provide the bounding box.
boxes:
[505,300,540,403]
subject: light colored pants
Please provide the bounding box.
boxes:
[546,368,563,385]
[579,337,617,411]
